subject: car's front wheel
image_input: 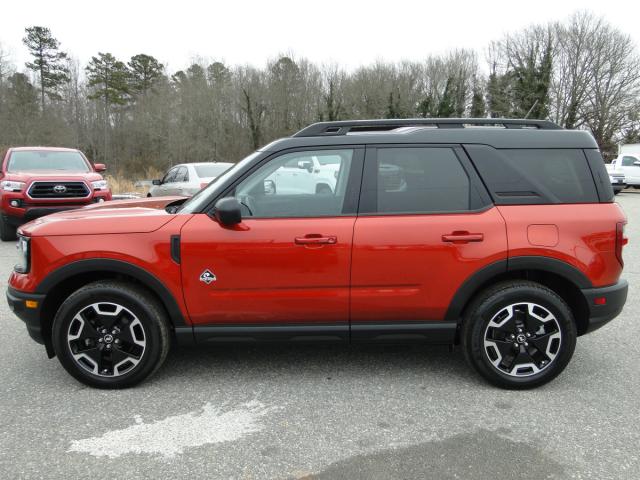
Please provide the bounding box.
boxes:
[52,281,170,388]
[462,281,577,389]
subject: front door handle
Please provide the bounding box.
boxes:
[295,234,337,245]
[442,231,484,243]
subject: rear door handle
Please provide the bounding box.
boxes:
[442,232,484,243]
[295,234,337,245]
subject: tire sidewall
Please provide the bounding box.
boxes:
[466,285,577,389]
[52,285,165,388]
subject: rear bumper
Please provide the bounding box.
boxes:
[6,286,46,345]
[580,279,628,334]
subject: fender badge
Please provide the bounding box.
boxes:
[199,269,217,284]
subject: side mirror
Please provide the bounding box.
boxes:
[298,160,313,173]
[634,161,640,166]
[152,179,162,185]
[214,197,242,226]
[264,179,276,195]
[94,163,107,172]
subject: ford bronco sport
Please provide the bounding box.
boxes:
[0,147,111,241]
[6,119,628,389]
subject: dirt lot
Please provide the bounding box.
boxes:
[1,194,639,479]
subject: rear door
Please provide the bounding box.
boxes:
[180,147,364,334]
[350,145,507,338]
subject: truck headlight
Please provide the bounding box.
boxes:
[91,180,108,190]
[1,180,26,192]
[14,235,30,274]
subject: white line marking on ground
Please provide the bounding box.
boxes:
[68,400,270,459]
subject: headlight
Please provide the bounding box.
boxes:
[91,180,108,190]
[14,235,30,274]
[1,180,26,192]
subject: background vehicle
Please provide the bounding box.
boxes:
[264,154,340,195]
[0,147,111,241]
[609,171,626,194]
[606,153,640,187]
[7,119,627,390]
[149,162,233,197]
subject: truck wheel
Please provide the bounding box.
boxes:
[462,281,577,389]
[52,281,170,389]
[0,216,17,241]
[316,184,332,195]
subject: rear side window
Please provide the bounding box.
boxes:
[362,147,471,214]
[465,146,599,204]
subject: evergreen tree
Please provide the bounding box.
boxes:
[85,53,130,166]
[470,79,486,117]
[128,54,164,95]
[86,52,130,107]
[436,78,456,117]
[22,26,69,112]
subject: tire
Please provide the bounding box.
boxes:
[0,216,17,242]
[316,183,332,195]
[52,281,170,389]
[462,281,577,389]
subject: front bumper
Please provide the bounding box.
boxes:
[6,286,46,345]
[580,279,628,334]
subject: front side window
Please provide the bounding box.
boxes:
[233,149,354,218]
[7,151,90,173]
[175,166,188,182]
[365,147,470,214]
[162,167,178,184]
[621,156,639,167]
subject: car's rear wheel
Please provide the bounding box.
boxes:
[462,281,577,389]
[52,281,170,388]
[0,216,17,241]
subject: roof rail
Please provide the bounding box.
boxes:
[292,118,562,137]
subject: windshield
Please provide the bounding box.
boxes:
[7,151,90,173]
[179,152,262,213]
[194,164,232,178]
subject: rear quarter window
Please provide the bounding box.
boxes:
[464,146,599,204]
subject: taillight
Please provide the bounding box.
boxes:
[616,222,628,266]
[199,182,209,189]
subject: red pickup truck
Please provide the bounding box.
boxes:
[0,147,112,240]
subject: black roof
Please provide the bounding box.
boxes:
[261,118,599,151]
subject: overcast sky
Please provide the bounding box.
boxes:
[1,0,639,73]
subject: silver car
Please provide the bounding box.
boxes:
[148,162,233,197]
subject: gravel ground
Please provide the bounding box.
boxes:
[1,194,639,479]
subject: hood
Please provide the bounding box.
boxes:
[19,196,187,237]
[3,171,104,183]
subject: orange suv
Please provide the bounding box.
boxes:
[0,147,111,241]
[6,119,628,389]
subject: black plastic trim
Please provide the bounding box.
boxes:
[6,287,49,349]
[294,118,562,137]
[36,259,187,326]
[350,321,457,343]
[444,256,594,321]
[507,256,592,289]
[580,279,628,334]
[445,260,508,321]
[193,324,349,344]
[170,235,181,264]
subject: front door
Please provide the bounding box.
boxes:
[180,147,363,337]
[350,145,507,338]
[619,155,640,184]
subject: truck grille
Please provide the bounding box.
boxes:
[28,182,90,199]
